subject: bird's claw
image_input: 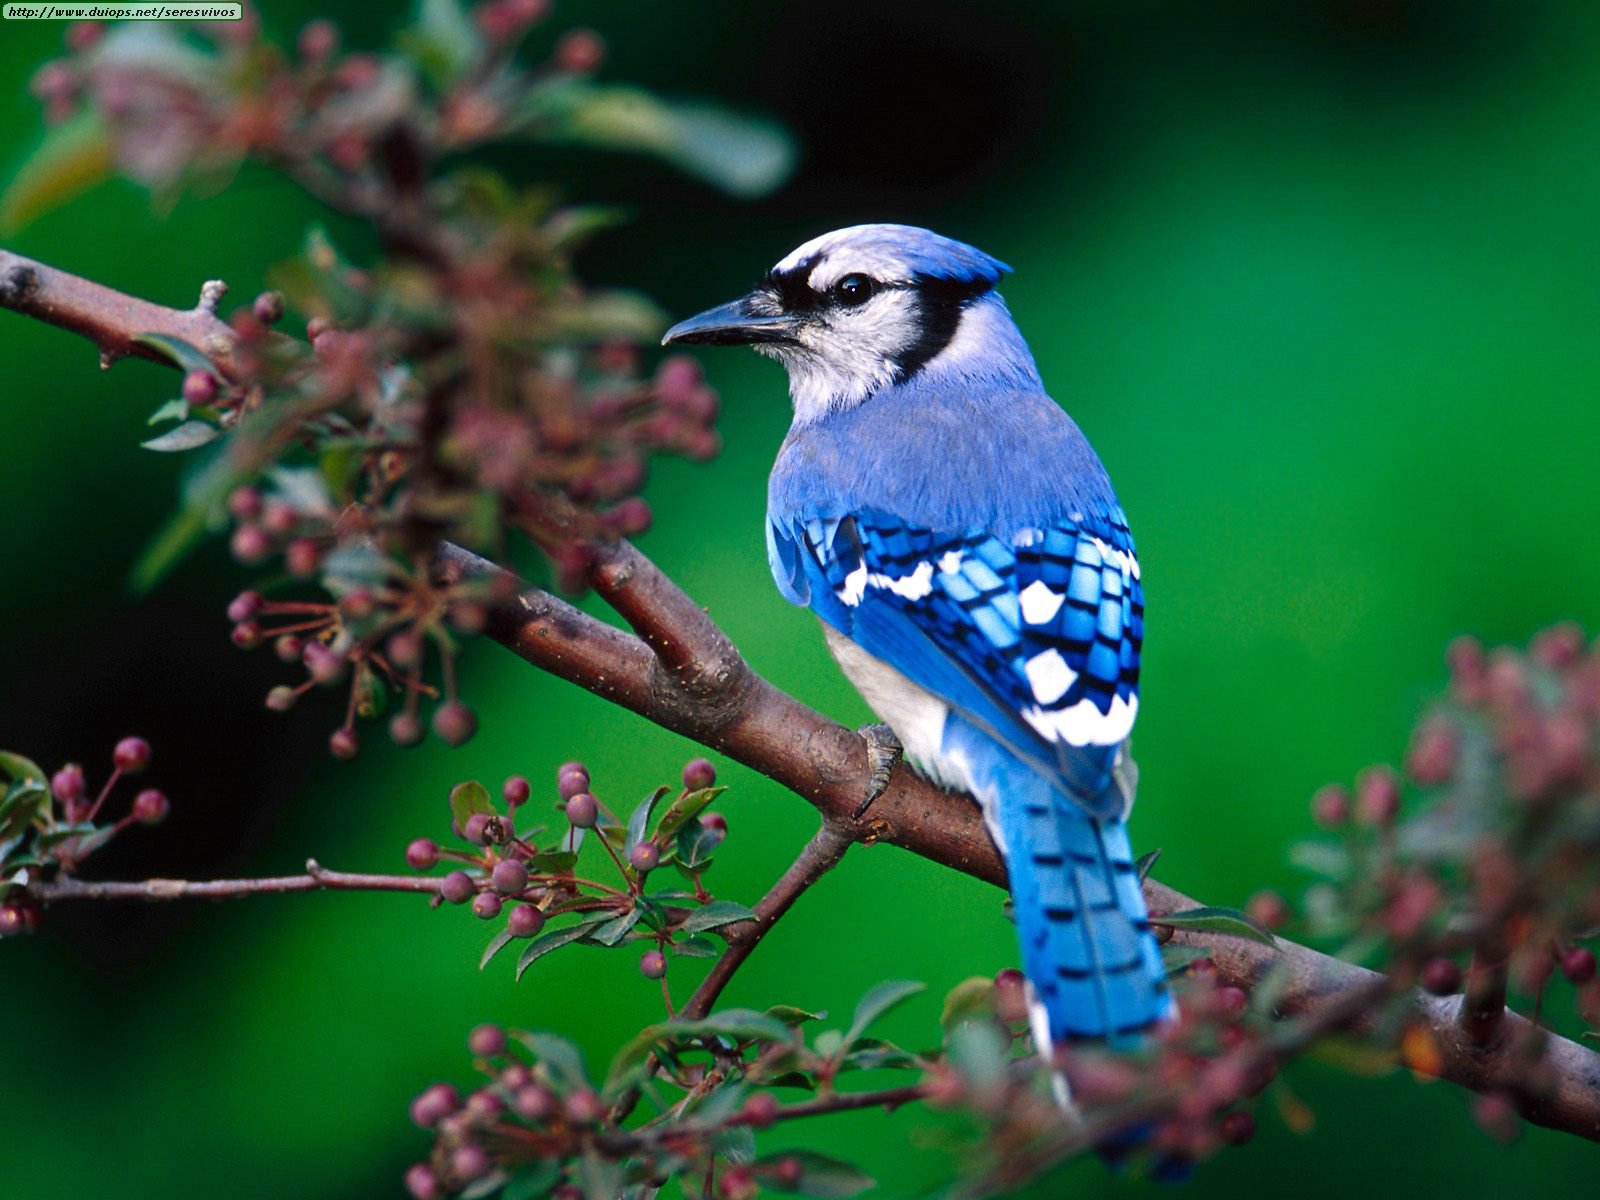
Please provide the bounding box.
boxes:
[853,723,902,820]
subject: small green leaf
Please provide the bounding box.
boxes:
[625,785,668,854]
[397,0,483,88]
[767,1005,824,1027]
[696,1009,795,1043]
[675,817,722,871]
[132,332,217,376]
[1161,944,1213,976]
[842,980,925,1051]
[524,848,578,874]
[36,822,97,849]
[757,1149,874,1198]
[588,906,643,947]
[939,976,996,1032]
[0,111,115,234]
[479,927,515,970]
[501,1162,562,1200]
[946,1020,1008,1090]
[669,934,719,958]
[146,398,190,426]
[514,918,606,980]
[1134,848,1162,883]
[1151,905,1277,946]
[653,785,723,844]
[0,779,47,842]
[517,82,796,198]
[449,780,493,830]
[517,1031,590,1090]
[0,751,47,784]
[141,420,220,453]
[714,1124,757,1166]
[680,899,756,935]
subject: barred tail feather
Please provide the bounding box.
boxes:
[990,765,1171,1047]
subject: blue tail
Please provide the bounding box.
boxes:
[951,721,1170,1046]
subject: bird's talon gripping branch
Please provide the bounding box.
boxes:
[854,722,903,820]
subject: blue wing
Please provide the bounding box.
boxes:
[768,508,1143,818]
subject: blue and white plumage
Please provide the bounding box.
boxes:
[664,223,1171,1050]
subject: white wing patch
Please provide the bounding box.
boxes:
[837,557,940,606]
[1023,648,1078,705]
[1023,694,1139,748]
[1018,579,1065,625]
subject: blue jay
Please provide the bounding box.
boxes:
[662,224,1171,1053]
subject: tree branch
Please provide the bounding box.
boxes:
[6,247,1600,1146]
[682,819,853,1020]
[32,859,442,901]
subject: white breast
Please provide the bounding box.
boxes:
[821,622,973,795]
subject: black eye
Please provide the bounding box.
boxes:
[833,274,876,307]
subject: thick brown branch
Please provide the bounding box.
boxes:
[0,248,241,376]
[8,247,1600,1146]
[32,859,441,902]
[682,820,853,1020]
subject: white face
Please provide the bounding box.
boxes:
[748,238,930,421]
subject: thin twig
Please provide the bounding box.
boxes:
[682,820,853,1020]
[33,859,441,902]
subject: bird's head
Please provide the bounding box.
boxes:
[663,224,1033,422]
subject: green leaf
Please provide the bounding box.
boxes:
[1161,944,1214,976]
[140,420,220,453]
[518,1031,590,1090]
[146,398,190,426]
[669,933,719,958]
[602,1009,794,1095]
[449,780,493,830]
[132,332,217,376]
[675,817,722,871]
[36,822,97,849]
[696,1009,795,1043]
[714,1124,757,1166]
[588,906,642,947]
[0,111,115,233]
[841,1039,919,1071]
[842,980,924,1051]
[625,785,668,854]
[1134,848,1161,883]
[479,927,516,970]
[514,917,606,980]
[946,1020,1008,1090]
[517,82,796,198]
[0,751,47,784]
[1150,905,1277,946]
[939,976,996,1032]
[577,1147,623,1200]
[501,1162,562,1200]
[680,899,756,935]
[397,0,483,89]
[767,1005,824,1027]
[757,1149,874,1198]
[653,785,723,844]
[524,848,578,874]
[0,779,47,842]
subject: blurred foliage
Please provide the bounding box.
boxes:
[5,0,1600,1198]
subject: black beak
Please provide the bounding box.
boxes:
[661,296,798,347]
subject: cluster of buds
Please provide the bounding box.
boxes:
[23,11,742,754]
[225,543,507,759]
[403,1020,810,1200]
[406,758,730,978]
[1291,626,1600,1139]
[0,738,170,935]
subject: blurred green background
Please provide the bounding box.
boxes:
[3,0,1599,1195]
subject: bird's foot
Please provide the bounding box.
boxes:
[853,723,903,820]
